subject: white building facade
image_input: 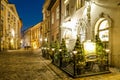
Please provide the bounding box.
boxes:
[60,0,120,68]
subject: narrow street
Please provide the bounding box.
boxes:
[0,49,72,80]
[0,49,120,80]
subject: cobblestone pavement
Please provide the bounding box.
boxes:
[0,49,120,80]
[0,49,70,80]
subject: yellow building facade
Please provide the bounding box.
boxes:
[0,0,22,51]
[23,22,43,49]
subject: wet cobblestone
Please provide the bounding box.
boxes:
[0,50,63,80]
[0,50,120,80]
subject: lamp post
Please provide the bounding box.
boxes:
[73,50,77,76]
[105,49,110,70]
[59,49,62,67]
[46,47,50,59]
[52,48,55,63]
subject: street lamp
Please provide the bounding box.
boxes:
[59,49,62,52]
[73,50,77,76]
[52,48,55,63]
[105,49,110,70]
[52,48,55,51]
[59,49,62,67]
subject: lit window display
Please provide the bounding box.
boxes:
[99,30,109,41]
[99,20,109,42]
[84,40,96,55]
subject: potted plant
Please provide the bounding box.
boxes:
[74,36,86,74]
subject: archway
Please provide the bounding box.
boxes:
[95,18,110,49]
[95,16,112,65]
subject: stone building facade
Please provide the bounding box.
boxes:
[60,0,120,68]
[42,0,120,68]
[47,0,61,43]
[90,0,120,68]
[23,22,43,49]
[42,0,51,47]
[0,0,22,51]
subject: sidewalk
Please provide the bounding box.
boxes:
[47,61,120,80]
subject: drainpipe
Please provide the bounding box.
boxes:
[86,0,91,40]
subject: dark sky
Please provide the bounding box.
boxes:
[8,0,45,31]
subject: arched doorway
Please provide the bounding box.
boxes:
[95,18,110,49]
[95,16,111,64]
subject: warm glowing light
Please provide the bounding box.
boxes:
[64,0,68,4]
[44,38,47,42]
[84,40,96,55]
[20,40,23,43]
[33,45,37,49]
[99,20,109,30]
[33,42,37,49]
[44,47,47,50]
[105,49,110,53]
[99,30,109,41]
[99,20,109,41]
[52,48,55,51]
[10,39,14,44]
[59,49,62,52]
[11,29,15,37]
[40,38,42,41]
[73,50,77,55]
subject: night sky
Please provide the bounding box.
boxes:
[8,0,45,31]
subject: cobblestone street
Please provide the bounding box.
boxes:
[0,49,120,80]
[0,49,70,80]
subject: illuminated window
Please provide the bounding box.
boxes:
[99,20,109,42]
[56,6,59,20]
